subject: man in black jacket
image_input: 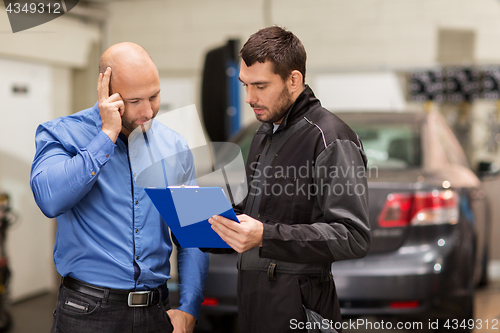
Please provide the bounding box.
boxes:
[209,26,371,333]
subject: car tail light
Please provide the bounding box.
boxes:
[389,300,420,309]
[378,190,459,228]
[202,297,219,307]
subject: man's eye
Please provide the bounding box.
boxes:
[257,86,265,90]
[129,101,139,104]
[242,83,248,87]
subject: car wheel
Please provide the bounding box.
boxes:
[437,243,475,333]
[478,248,489,287]
[454,246,475,333]
[207,314,239,333]
[0,309,12,333]
[454,293,474,333]
[436,290,474,333]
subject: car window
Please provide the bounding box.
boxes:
[350,124,421,169]
[232,120,423,170]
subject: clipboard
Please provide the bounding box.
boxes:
[145,187,238,248]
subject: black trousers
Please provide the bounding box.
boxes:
[237,270,342,333]
[51,283,173,333]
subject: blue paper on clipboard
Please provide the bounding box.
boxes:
[145,187,238,248]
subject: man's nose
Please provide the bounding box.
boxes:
[245,86,257,105]
[140,101,154,119]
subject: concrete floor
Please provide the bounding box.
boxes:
[7,276,500,333]
[474,280,500,332]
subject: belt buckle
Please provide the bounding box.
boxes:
[127,291,151,307]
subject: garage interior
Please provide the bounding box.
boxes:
[1,0,500,332]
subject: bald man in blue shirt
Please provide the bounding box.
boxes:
[30,42,208,333]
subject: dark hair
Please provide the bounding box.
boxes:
[240,26,306,82]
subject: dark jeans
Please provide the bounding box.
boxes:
[51,284,173,333]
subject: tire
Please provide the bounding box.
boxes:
[438,238,475,333]
[455,293,474,333]
[0,309,12,333]
[478,248,489,287]
[208,314,239,333]
[436,294,474,333]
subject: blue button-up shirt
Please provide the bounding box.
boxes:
[30,103,208,319]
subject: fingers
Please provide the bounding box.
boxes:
[222,214,264,250]
[107,97,124,115]
[211,220,239,238]
[209,216,239,241]
[97,67,111,103]
[209,215,260,253]
[236,214,250,222]
[211,224,242,252]
[209,215,240,232]
[107,92,122,102]
[96,67,124,143]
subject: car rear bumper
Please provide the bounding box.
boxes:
[332,241,468,317]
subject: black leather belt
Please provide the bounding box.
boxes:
[62,276,169,307]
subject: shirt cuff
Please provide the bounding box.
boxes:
[86,130,116,165]
[176,291,204,320]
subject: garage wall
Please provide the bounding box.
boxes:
[0,60,77,300]
[0,11,100,300]
[0,14,100,68]
[106,0,500,72]
[0,58,55,301]
[105,0,500,129]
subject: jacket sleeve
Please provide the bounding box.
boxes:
[30,125,115,218]
[260,139,371,264]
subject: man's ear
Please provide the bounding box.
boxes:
[288,70,304,93]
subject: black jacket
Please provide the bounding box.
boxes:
[235,85,371,333]
[238,85,371,270]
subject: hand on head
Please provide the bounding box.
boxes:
[97,67,124,143]
[97,42,161,140]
